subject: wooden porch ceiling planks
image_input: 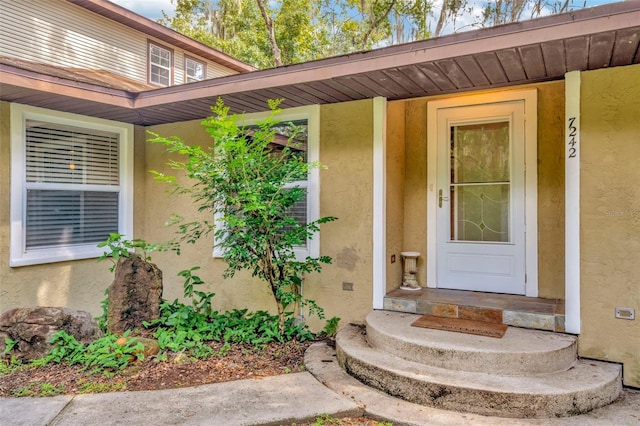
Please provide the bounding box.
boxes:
[2,3,640,125]
[451,56,491,87]
[518,45,547,80]
[565,37,590,71]
[322,78,372,99]
[611,28,640,66]
[416,62,457,91]
[540,40,567,78]
[433,59,474,89]
[589,32,616,69]
[496,49,528,82]
[380,68,426,96]
[470,52,510,84]
[394,65,442,93]
[337,75,386,99]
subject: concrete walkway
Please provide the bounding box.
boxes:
[0,372,362,426]
[1,342,639,425]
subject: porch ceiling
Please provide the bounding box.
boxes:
[1,2,639,126]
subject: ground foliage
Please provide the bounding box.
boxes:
[0,340,311,397]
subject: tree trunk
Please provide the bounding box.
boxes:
[255,0,282,67]
[276,300,285,335]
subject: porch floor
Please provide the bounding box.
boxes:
[383,288,566,333]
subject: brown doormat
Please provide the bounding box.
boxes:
[411,315,508,338]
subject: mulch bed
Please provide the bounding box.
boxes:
[0,340,311,397]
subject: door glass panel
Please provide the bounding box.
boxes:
[450,121,510,242]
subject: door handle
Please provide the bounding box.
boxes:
[439,189,449,208]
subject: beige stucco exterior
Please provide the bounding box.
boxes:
[579,63,640,388]
[143,99,377,330]
[0,99,377,331]
[0,102,114,313]
[1,69,638,386]
[388,83,566,299]
[386,101,406,290]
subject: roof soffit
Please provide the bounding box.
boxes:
[2,2,639,125]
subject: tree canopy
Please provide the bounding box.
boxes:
[160,0,587,68]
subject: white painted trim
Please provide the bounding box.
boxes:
[9,103,134,266]
[565,71,581,334]
[426,108,438,288]
[212,104,321,261]
[373,97,387,310]
[524,91,539,297]
[426,89,538,295]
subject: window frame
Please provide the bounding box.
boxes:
[213,105,321,261]
[147,41,173,87]
[184,55,207,83]
[10,103,134,267]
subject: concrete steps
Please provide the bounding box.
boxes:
[335,311,622,418]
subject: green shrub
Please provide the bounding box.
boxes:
[43,331,144,373]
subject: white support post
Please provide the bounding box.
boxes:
[372,97,387,310]
[565,71,581,334]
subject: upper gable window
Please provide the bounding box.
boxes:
[148,42,172,86]
[185,57,206,83]
[10,104,134,266]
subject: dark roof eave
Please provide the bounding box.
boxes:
[2,2,639,125]
[133,2,640,107]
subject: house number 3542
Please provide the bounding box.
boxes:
[567,117,577,158]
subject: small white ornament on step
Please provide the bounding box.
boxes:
[400,251,421,291]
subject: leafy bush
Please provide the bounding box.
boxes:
[43,331,144,373]
[149,99,337,334]
[142,262,314,359]
[94,232,328,361]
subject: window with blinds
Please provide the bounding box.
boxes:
[24,121,120,250]
[10,104,134,267]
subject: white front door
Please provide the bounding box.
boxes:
[434,101,527,294]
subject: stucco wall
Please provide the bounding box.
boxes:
[0,99,375,331]
[403,100,429,286]
[143,99,376,331]
[579,64,640,388]
[394,83,565,298]
[0,102,142,315]
[305,100,375,329]
[536,82,566,299]
[386,101,406,291]
[141,119,271,315]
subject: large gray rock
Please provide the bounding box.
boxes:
[107,254,163,334]
[0,306,102,360]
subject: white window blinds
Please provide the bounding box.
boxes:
[26,122,119,185]
[24,120,120,250]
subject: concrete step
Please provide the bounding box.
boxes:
[383,288,566,332]
[366,311,577,375]
[336,324,622,418]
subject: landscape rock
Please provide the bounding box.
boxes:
[0,306,102,360]
[115,336,160,359]
[107,254,163,334]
